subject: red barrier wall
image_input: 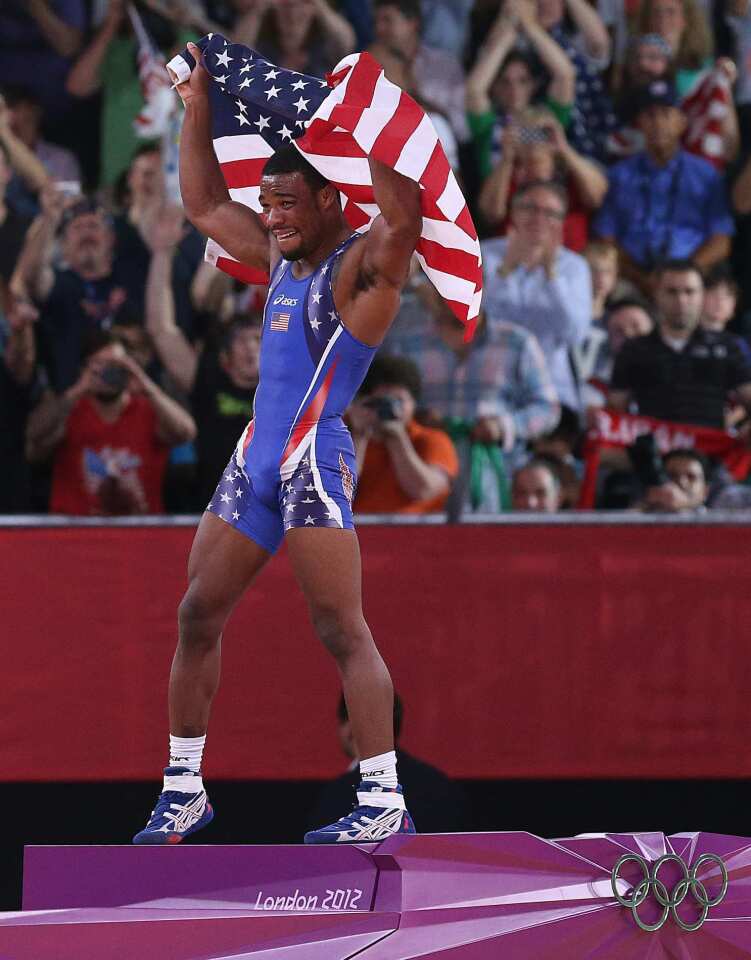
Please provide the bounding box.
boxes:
[3,524,750,780]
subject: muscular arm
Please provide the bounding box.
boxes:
[175,44,273,273]
[338,158,421,345]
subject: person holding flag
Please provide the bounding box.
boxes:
[133,36,481,845]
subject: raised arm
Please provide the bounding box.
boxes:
[0,96,50,195]
[172,42,272,272]
[27,0,83,59]
[145,206,199,395]
[9,186,67,303]
[66,0,124,98]
[337,158,422,345]
[310,0,357,61]
[515,1,576,105]
[565,0,611,62]
[465,9,517,114]
[3,299,38,387]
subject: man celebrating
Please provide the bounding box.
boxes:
[133,42,425,845]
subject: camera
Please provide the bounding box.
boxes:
[99,363,130,392]
[628,433,668,487]
[363,395,404,422]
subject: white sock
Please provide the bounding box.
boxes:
[169,734,205,774]
[360,750,398,789]
[358,750,404,809]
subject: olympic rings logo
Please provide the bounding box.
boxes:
[611,853,728,932]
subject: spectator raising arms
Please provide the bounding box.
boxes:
[25,332,195,516]
[350,355,459,515]
[465,0,575,180]
[594,79,735,291]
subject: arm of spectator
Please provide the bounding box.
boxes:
[548,118,607,208]
[3,299,38,387]
[114,352,197,445]
[27,0,84,59]
[478,125,518,224]
[564,0,611,63]
[311,0,357,60]
[465,9,517,114]
[347,400,375,474]
[9,186,67,303]
[190,259,233,315]
[732,154,751,215]
[0,96,50,195]
[230,0,271,47]
[542,248,593,348]
[25,378,88,463]
[381,421,452,502]
[145,206,199,395]
[692,233,732,271]
[66,0,125,98]
[515,1,576,105]
[506,331,561,449]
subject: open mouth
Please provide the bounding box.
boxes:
[275,230,297,242]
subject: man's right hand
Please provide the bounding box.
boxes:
[170,41,210,107]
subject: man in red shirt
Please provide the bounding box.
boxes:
[349,354,459,514]
[26,332,196,514]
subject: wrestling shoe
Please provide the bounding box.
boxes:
[304,782,416,844]
[132,766,214,845]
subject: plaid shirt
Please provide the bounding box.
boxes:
[384,307,560,511]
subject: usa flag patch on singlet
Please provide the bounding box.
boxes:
[339,453,355,505]
[270,312,290,332]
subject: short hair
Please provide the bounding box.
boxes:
[703,260,739,297]
[337,692,404,740]
[608,296,655,321]
[663,448,710,482]
[361,352,422,402]
[585,240,618,264]
[511,179,569,216]
[498,50,536,79]
[654,258,703,285]
[262,144,329,193]
[374,0,421,21]
[513,457,562,489]
[219,314,263,353]
[0,83,40,109]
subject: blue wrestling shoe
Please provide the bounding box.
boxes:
[304,782,416,844]
[132,766,214,845]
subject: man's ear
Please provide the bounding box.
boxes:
[318,183,341,210]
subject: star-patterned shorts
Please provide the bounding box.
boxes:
[206,444,357,555]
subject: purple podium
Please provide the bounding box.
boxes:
[4,831,751,958]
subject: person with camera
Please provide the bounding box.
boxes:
[608,260,751,429]
[636,446,710,513]
[593,79,734,294]
[25,330,195,515]
[348,354,459,515]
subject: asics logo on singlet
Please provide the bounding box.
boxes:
[273,294,298,306]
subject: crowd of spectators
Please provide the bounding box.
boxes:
[3,0,751,519]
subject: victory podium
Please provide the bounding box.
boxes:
[4,831,751,958]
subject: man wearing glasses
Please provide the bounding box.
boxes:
[480,179,593,412]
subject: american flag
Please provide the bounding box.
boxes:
[167,35,482,336]
[128,3,175,138]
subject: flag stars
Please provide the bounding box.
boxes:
[310,317,321,331]
[263,68,280,80]
[235,100,248,113]
[278,123,293,140]
[328,309,337,322]
[235,488,244,498]
[214,74,228,85]
[220,492,232,503]
[291,78,308,91]
[305,483,315,491]
[235,113,250,126]
[304,515,315,525]
[265,84,281,100]
[293,96,310,113]
[215,49,232,68]
[239,63,253,74]
[232,510,240,520]
[285,482,293,493]
[254,115,271,131]
[312,291,322,304]
[239,77,252,90]
[286,503,295,512]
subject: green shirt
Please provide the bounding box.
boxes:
[100,30,195,186]
[468,99,573,180]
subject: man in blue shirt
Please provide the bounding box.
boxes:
[594,79,734,292]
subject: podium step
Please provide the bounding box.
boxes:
[3,831,750,958]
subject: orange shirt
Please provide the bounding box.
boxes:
[355,420,459,515]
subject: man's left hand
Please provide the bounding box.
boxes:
[471,416,504,444]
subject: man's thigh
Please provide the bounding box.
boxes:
[187,512,272,611]
[285,527,363,613]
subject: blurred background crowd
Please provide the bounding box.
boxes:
[3,0,751,518]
